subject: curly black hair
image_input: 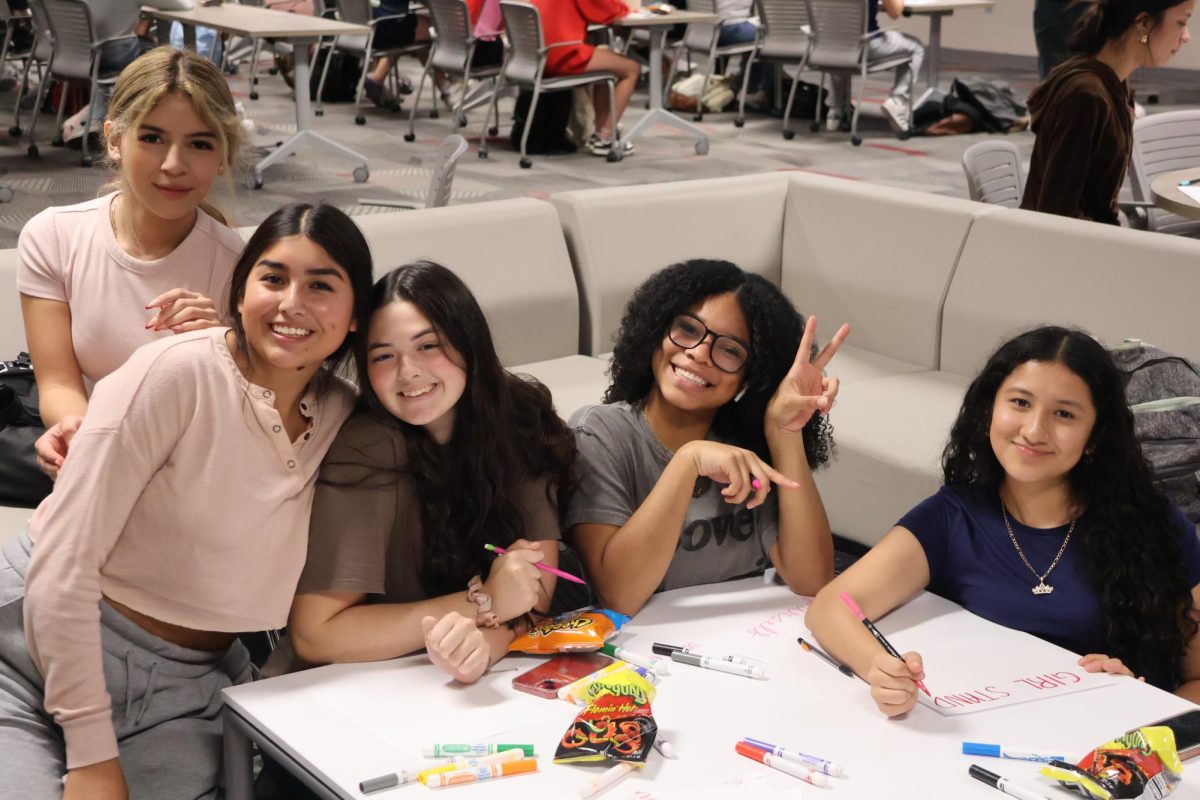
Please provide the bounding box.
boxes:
[943,325,1198,690]
[604,259,833,466]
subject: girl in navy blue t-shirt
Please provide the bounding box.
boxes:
[807,325,1200,716]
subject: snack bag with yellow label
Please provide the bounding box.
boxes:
[554,668,657,765]
[1041,726,1182,800]
[508,608,630,654]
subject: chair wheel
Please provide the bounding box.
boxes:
[782,128,795,140]
[519,157,531,169]
[51,136,63,147]
[352,165,368,183]
[252,77,258,85]
[0,187,13,203]
[268,67,278,75]
[734,118,744,128]
[851,135,862,146]
[898,130,912,141]
[250,92,259,101]
[695,140,709,155]
[355,114,366,125]
[606,150,621,163]
[457,116,467,127]
[488,126,498,136]
[27,144,38,158]
[247,173,264,190]
[389,102,402,113]
[809,122,820,133]
[80,156,92,167]
[430,109,440,119]
[315,109,324,117]
[692,113,702,122]
[478,150,488,159]
[404,132,415,142]
[8,126,20,137]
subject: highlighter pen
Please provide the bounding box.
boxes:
[1179,178,1200,187]
[796,636,855,679]
[670,651,766,679]
[578,761,639,798]
[422,743,535,758]
[969,764,1056,800]
[652,642,757,666]
[735,742,832,788]
[652,735,679,759]
[419,749,524,783]
[425,757,538,788]
[483,543,587,584]
[742,738,844,777]
[838,591,930,697]
[358,769,418,794]
[599,642,670,675]
[962,743,1065,763]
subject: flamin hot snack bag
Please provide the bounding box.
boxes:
[1041,727,1182,800]
[554,668,657,765]
[509,608,630,654]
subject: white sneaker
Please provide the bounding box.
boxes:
[825,108,844,132]
[881,96,912,133]
[587,134,635,157]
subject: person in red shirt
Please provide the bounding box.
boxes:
[531,0,640,155]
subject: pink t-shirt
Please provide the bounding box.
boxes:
[16,193,243,383]
[23,327,356,770]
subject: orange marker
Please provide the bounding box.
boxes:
[425,757,538,788]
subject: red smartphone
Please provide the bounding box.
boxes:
[512,653,613,699]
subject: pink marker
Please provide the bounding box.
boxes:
[838,591,930,697]
[751,479,763,491]
[483,544,587,585]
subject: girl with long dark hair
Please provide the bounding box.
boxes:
[284,261,576,683]
[1021,0,1193,222]
[0,202,372,799]
[564,260,849,616]
[806,326,1200,716]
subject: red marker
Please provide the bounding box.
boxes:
[838,591,930,697]
[735,742,832,788]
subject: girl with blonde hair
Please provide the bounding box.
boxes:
[17,46,246,493]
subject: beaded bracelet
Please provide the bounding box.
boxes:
[467,575,500,628]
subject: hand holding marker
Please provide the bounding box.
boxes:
[838,591,930,697]
[483,543,587,584]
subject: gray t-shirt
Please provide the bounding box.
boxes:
[564,402,778,594]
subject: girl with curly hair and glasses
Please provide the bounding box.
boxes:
[806,326,1200,717]
[563,259,850,616]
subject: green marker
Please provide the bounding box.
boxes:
[422,743,535,758]
[599,642,670,676]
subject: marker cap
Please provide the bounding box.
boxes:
[963,742,1002,758]
[651,643,682,656]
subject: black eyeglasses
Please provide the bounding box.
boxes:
[667,313,751,373]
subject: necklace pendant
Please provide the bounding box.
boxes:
[1032,581,1054,596]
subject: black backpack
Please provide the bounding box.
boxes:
[510,90,576,155]
[309,48,363,103]
[1109,341,1200,524]
[0,353,52,508]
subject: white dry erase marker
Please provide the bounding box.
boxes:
[670,651,766,679]
[358,769,418,794]
[963,743,1065,763]
[600,643,670,675]
[578,762,638,798]
[653,735,678,759]
[651,643,759,666]
[970,764,1056,800]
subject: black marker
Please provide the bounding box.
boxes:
[796,636,855,678]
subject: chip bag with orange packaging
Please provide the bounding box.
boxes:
[508,608,630,654]
[1041,726,1182,800]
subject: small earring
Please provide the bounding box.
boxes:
[1140,33,1149,44]
[733,384,748,403]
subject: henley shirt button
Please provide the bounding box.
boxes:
[287,460,296,468]
[273,425,282,433]
[263,390,272,399]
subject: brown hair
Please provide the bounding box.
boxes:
[101,46,244,224]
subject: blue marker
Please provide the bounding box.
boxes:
[962,742,1065,763]
[742,738,843,777]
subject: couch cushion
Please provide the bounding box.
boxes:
[550,173,791,356]
[942,208,1200,376]
[816,370,969,547]
[781,172,999,373]
[0,506,31,546]
[829,343,926,386]
[512,354,610,422]
[0,249,25,357]
[239,201,579,368]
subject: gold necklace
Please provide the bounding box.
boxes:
[1000,501,1075,596]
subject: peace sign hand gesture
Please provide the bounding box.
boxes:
[766,317,850,436]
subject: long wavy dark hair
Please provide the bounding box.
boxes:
[362,262,576,599]
[942,326,1197,689]
[604,259,832,466]
[1069,0,1190,54]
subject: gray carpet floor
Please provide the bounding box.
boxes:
[0,48,1196,248]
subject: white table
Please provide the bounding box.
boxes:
[221,576,1199,800]
[902,0,994,90]
[614,11,718,156]
[1151,167,1200,220]
[141,4,372,189]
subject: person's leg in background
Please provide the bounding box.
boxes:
[585,48,640,155]
[717,21,768,106]
[870,30,923,132]
[1033,0,1085,80]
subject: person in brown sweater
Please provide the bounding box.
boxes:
[1022,0,1193,224]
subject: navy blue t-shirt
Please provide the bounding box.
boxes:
[899,485,1200,660]
[868,0,880,33]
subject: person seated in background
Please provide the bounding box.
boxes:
[805,326,1200,718]
[530,0,641,156]
[19,48,245,492]
[1021,0,1192,224]
[565,259,849,616]
[824,0,924,133]
[280,262,576,684]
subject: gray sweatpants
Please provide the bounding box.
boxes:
[827,30,926,111]
[0,532,252,799]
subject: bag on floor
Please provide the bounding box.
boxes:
[668,73,734,113]
[1109,340,1200,524]
[0,353,52,508]
[309,48,362,103]
[510,89,575,155]
[948,78,1027,133]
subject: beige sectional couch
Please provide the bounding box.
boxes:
[4,173,1199,552]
